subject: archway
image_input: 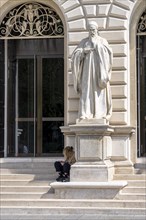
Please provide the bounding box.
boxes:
[0,1,65,157]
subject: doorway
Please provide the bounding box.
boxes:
[7,38,64,156]
[137,35,146,157]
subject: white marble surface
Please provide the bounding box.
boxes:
[50,181,128,188]
[71,21,113,121]
[50,181,127,199]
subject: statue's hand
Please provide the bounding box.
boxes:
[84,47,94,54]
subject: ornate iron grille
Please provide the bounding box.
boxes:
[137,10,146,34]
[0,2,64,38]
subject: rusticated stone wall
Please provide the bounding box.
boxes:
[56,0,137,126]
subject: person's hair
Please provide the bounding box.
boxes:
[63,146,76,164]
[63,146,74,158]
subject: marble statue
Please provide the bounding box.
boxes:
[71,21,113,121]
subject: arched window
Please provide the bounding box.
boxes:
[137,10,146,34]
[0,2,64,38]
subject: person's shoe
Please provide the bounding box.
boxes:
[62,176,70,182]
[56,173,63,182]
[56,176,62,181]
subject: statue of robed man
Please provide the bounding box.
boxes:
[71,21,113,121]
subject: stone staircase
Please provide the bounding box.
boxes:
[0,158,146,220]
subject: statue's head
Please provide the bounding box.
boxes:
[88,21,98,37]
[88,21,98,29]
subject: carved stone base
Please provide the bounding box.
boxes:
[68,123,114,181]
[69,124,114,161]
[70,160,114,182]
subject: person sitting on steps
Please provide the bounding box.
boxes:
[54,146,76,182]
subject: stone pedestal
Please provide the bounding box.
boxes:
[69,121,114,182]
[70,161,114,182]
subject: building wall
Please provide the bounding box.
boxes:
[0,0,145,162]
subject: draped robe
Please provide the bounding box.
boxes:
[71,36,113,120]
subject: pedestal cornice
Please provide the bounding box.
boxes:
[60,125,135,136]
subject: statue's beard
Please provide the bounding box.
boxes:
[90,35,97,43]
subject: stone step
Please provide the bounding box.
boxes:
[134,160,146,170]
[134,169,146,174]
[1,180,34,186]
[0,173,57,181]
[0,180,54,186]
[1,185,52,193]
[0,189,146,202]
[1,214,146,220]
[2,179,144,187]
[1,199,146,208]
[0,158,63,169]
[0,168,55,174]
[115,167,134,174]
[1,207,146,215]
[1,193,55,199]
[126,180,146,187]
[0,174,37,180]
[115,167,145,175]
[122,186,146,193]
[113,174,145,180]
[116,193,146,200]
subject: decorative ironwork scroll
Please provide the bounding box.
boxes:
[137,10,146,34]
[0,2,64,38]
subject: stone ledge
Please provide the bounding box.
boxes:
[51,181,127,189]
[0,157,63,163]
[76,118,107,124]
[50,181,127,199]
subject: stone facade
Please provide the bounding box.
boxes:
[0,0,145,165]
